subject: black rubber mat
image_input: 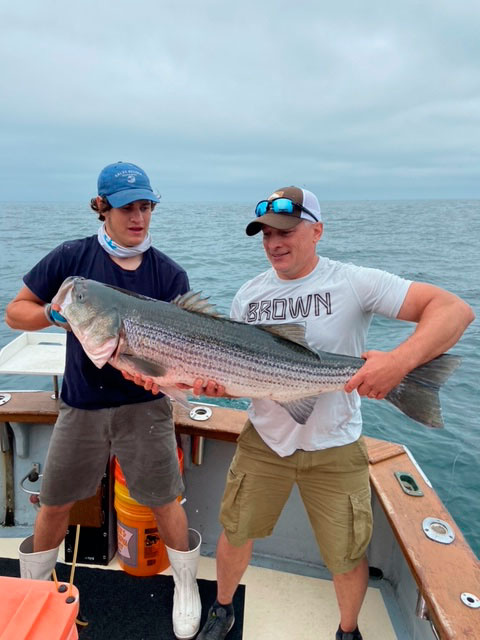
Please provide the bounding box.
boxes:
[0,557,245,639]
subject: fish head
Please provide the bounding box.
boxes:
[53,276,122,368]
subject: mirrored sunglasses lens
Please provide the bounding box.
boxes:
[255,201,269,217]
[271,198,294,214]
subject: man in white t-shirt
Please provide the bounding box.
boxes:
[195,186,474,640]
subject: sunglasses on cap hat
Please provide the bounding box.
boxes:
[255,197,319,222]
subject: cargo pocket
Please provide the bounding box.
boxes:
[220,468,246,534]
[349,487,373,561]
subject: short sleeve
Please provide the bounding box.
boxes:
[230,292,244,321]
[167,270,190,301]
[346,265,412,318]
[23,243,74,303]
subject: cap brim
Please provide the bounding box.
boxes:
[246,213,302,236]
[106,189,161,208]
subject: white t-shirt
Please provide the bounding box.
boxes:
[230,256,412,456]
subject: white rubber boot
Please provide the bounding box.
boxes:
[19,535,59,580]
[166,528,202,640]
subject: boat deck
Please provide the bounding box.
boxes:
[0,535,397,639]
[2,388,480,639]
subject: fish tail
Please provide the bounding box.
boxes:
[385,353,462,428]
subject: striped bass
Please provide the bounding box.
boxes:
[53,276,461,428]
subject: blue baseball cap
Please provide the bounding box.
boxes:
[97,161,161,208]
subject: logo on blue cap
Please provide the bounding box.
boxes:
[98,162,161,208]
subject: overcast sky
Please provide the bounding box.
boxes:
[1,1,479,202]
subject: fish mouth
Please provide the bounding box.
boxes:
[51,276,79,312]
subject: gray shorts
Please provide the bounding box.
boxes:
[40,397,183,507]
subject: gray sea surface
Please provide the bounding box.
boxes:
[0,199,479,558]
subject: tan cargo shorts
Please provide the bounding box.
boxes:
[220,421,372,574]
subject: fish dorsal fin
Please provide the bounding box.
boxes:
[258,323,310,350]
[172,290,223,317]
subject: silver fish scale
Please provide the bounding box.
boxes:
[121,312,361,401]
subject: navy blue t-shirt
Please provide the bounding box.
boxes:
[23,235,189,410]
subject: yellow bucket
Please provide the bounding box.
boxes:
[114,449,183,577]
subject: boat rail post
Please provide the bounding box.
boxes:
[415,592,440,639]
[189,405,213,465]
[191,435,205,465]
[52,375,59,400]
[415,592,429,619]
[1,420,15,526]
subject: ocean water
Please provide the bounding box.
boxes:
[1,200,479,558]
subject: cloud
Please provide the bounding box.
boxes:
[1,0,479,200]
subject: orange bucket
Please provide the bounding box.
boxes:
[114,448,183,577]
[114,448,183,485]
[0,576,79,640]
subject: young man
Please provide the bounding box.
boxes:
[194,186,474,640]
[5,162,202,640]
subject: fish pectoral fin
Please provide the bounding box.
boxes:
[159,386,192,410]
[276,396,319,424]
[120,356,168,378]
[82,334,120,369]
[258,323,311,350]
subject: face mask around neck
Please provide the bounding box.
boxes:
[97,222,152,258]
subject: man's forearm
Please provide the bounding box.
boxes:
[5,300,52,331]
